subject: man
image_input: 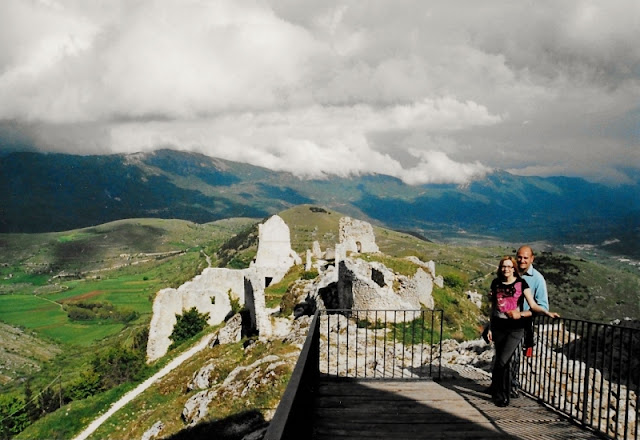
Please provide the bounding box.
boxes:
[517,246,549,312]
[511,245,549,396]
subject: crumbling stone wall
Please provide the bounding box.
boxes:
[146,268,247,362]
[339,217,379,254]
[147,215,300,362]
[253,215,301,285]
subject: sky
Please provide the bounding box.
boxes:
[0,0,638,185]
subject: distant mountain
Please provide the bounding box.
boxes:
[1,149,638,257]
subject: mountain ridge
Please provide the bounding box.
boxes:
[2,149,638,257]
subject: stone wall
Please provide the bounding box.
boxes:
[253,215,301,286]
[146,267,248,362]
[147,215,300,362]
[339,217,379,254]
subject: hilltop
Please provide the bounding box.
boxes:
[0,206,638,439]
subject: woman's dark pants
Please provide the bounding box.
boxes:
[491,322,524,404]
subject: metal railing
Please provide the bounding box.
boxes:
[320,309,444,380]
[519,316,639,440]
[266,310,638,440]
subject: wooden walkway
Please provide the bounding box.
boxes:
[312,376,605,439]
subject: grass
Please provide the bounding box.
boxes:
[264,265,310,309]
[0,218,253,395]
[0,236,230,348]
[15,383,135,440]
[77,337,297,440]
[358,253,420,277]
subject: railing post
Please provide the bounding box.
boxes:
[582,321,591,425]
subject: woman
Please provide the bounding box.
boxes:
[486,256,559,407]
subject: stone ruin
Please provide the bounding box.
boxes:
[146,212,447,361]
[339,216,379,254]
[466,290,483,308]
[146,215,300,362]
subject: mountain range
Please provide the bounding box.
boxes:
[2,149,639,257]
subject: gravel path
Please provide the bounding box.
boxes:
[72,333,214,440]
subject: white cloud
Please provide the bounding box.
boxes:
[0,0,638,184]
[403,150,491,185]
[104,98,499,182]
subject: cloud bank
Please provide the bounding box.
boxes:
[0,0,638,184]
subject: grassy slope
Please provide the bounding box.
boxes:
[280,204,640,322]
[3,205,639,439]
[0,217,257,388]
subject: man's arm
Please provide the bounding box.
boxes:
[533,270,549,311]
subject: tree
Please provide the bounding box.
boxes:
[92,345,145,389]
[37,388,59,416]
[443,273,467,292]
[0,394,29,438]
[66,370,102,401]
[170,307,210,349]
[23,381,39,422]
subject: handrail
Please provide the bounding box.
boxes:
[265,308,443,439]
[263,310,321,440]
[266,310,638,439]
[519,316,639,440]
[321,308,443,380]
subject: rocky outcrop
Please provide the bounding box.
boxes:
[182,316,313,426]
[141,421,164,440]
[466,290,483,308]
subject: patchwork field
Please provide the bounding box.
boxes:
[0,217,258,388]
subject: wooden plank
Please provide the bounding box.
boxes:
[312,422,510,440]
[311,378,605,440]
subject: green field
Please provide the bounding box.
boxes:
[0,217,258,388]
[0,256,204,346]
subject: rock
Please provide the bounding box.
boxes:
[466,290,483,308]
[182,390,215,425]
[188,362,216,391]
[214,313,243,346]
[141,421,164,440]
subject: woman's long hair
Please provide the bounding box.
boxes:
[496,256,518,279]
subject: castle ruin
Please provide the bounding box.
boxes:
[146,211,443,362]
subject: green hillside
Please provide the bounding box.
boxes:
[2,150,639,262]
[1,207,638,439]
[0,218,257,382]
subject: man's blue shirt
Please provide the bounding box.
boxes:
[521,265,549,311]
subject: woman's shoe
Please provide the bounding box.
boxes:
[495,398,509,407]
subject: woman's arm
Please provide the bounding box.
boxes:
[507,288,560,319]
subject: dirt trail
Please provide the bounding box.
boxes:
[72,333,214,440]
